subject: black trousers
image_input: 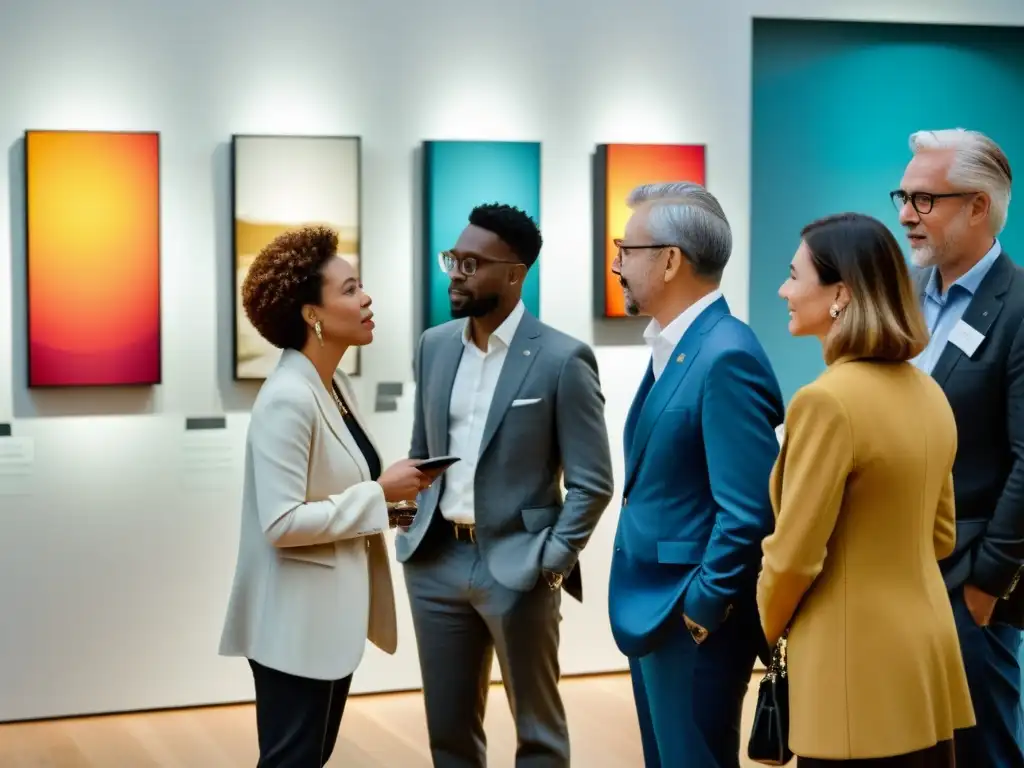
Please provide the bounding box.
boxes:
[798,739,955,767]
[249,659,353,767]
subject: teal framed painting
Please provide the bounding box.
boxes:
[422,140,541,330]
[751,19,1024,403]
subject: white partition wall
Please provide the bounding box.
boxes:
[0,0,1022,723]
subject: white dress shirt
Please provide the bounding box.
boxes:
[643,290,722,381]
[440,301,526,524]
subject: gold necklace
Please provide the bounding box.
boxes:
[330,387,349,416]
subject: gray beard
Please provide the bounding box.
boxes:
[621,279,640,316]
[909,246,938,269]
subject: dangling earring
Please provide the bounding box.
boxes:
[314,319,324,346]
[829,304,841,319]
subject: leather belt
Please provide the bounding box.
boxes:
[444,519,477,543]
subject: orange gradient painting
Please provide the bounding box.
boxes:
[26,130,161,387]
[594,143,706,317]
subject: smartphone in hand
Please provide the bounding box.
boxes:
[415,456,461,474]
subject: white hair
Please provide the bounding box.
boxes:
[626,181,732,281]
[909,128,1013,234]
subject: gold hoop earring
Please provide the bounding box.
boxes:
[829,304,841,319]
[314,319,324,346]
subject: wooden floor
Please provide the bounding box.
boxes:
[0,672,767,767]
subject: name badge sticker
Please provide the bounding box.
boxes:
[948,319,985,358]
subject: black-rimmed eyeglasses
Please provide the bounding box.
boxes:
[889,189,978,216]
[612,239,675,259]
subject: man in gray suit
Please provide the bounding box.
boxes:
[396,203,614,768]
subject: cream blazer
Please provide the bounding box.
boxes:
[757,359,974,760]
[219,349,397,681]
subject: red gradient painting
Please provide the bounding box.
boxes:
[595,143,706,318]
[26,131,161,387]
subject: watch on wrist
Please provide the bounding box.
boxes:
[543,569,564,590]
[683,614,709,644]
[387,500,417,528]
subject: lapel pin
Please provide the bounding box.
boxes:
[523,350,531,356]
[983,311,989,316]
[676,353,685,363]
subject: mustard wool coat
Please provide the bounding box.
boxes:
[757,358,975,760]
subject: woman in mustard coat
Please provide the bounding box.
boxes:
[757,213,974,766]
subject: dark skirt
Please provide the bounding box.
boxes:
[797,739,954,767]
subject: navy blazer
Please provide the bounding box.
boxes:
[608,297,784,658]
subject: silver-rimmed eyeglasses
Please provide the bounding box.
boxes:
[438,250,520,276]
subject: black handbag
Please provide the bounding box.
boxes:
[747,632,794,765]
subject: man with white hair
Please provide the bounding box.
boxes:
[896,128,1024,767]
[607,182,784,766]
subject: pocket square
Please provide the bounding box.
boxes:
[511,397,541,407]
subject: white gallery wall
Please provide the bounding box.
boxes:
[0,0,1021,722]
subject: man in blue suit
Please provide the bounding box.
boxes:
[608,182,784,767]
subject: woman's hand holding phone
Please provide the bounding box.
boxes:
[377,459,428,503]
[378,457,460,530]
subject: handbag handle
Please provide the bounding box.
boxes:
[748,628,794,765]
[765,631,789,679]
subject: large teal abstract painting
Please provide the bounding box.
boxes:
[751,19,1024,403]
[422,140,541,330]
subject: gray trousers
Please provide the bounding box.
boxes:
[403,530,568,768]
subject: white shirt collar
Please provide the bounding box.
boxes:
[644,290,722,379]
[461,300,526,352]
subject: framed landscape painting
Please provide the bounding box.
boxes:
[232,135,361,378]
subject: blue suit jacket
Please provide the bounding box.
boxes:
[608,297,784,658]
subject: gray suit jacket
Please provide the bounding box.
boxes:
[395,310,614,602]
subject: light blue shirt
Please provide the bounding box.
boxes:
[912,240,1002,374]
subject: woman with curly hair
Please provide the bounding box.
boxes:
[219,225,435,766]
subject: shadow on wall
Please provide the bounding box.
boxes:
[750,18,1024,404]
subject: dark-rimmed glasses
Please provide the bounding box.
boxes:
[438,250,520,276]
[889,190,978,216]
[613,239,675,259]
